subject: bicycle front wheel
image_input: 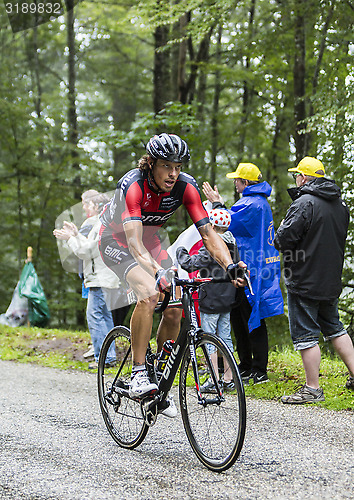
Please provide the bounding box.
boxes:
[179,332,246,472]
[98,326,149,449]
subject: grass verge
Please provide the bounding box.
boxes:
[0,325,89,371]
[245,347,353,411]
[0,325,353,411]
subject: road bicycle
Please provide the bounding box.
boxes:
[97,273,247,472]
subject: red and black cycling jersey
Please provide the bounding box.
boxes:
[100,168,209,246]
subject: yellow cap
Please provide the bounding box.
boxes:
[226,163,262,182]
[288,157,325,177]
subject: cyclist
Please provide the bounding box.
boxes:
[99,133,245,406]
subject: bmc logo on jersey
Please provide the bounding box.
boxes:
[141,212,173,224]
[120,170,137,192]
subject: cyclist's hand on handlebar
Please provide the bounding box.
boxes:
[155,267,177,293]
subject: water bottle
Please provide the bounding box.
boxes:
[156,340,174,381]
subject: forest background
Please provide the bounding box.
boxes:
[0,0,353,343]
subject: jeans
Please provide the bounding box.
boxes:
[86,287,115,363]
[287,291,347,350]
[200,312,234,354]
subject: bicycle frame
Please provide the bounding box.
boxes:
[143,277,225,417]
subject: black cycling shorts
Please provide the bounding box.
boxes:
[99,237,172,283]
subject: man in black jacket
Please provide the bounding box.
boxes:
[274,157,354,403]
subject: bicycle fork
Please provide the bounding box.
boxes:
[189,331,225,406]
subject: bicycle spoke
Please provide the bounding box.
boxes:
[98,327,149,449]
[179,333,246,472]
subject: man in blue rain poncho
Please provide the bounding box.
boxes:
[203,163,284,384]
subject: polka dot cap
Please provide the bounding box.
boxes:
[209,209,231,228]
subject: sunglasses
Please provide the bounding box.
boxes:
[292,173,302,181]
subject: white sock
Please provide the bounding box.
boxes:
[131,365,146,379]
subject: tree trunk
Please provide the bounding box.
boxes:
[238,0,256,162]
[307,2,334,152]
[153,25,170,114]
[16,172,23,275]
[177,12,190,104]
[66,0,84,326]
[332,40,349,190]
[111,88,136,179]
[210,25,222,187]
[66,0,81,200]
[293,0,308,162]
[187,28,213,105]
[271,105,292,226]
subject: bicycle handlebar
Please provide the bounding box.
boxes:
[154,291,171,313]
[154,266,254,314]
[175,276,231,285]
[176,266,254,295]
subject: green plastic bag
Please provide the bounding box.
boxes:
[18,262,51,327]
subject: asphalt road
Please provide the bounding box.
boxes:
[0,360,353,500]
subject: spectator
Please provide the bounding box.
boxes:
[176,208,241,393]
[203,163,284,384]
[274,156,354,403]
[78,190,100,358]
[54,191,121,369]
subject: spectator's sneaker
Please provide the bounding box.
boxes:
[88,361,116,370]
[345,376,354,390]
[239,370,252,385]
[129,370,158,399]
[222,380,235,392]
[105,360,116,368]
[281,384,325,404]
[160,395,178,418]
[253,372,269,384]
[83,346,95,359]
[200,377,219,394]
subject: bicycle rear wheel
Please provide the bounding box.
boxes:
[179,332,246,472]
[98,326,149,449]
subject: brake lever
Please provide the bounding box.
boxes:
[171,276,176,301]
[167,268,177,301]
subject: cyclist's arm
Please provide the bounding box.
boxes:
[198,223,233,271]
[123,219,161,278]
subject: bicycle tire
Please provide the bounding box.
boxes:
[179,332,246,472]
[97,326,149,449]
